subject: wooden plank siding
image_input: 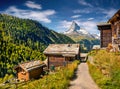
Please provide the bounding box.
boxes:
[43,44,80,69]
[17,67,43,81]
[29,68,43,79]
[17,68,29,81]
[47,55,76,68]
[14,60,46,81]
[101,29,112,47]
[48,55,65,68]
[97,24,112,48]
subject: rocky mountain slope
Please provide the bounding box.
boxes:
[64,21,99,39]
[63,21,100,52]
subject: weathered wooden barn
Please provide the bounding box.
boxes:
[43,44,80,68]
[97,9,120,50]
[14,60,46,81]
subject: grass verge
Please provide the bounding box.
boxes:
[88,50,120,89]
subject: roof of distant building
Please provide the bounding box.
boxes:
[92,45,100,49]
[80,53,88,58]
[97,22,111,26]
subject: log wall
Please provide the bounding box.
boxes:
[101,29,112,47]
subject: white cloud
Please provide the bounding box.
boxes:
[73,8,92,14]
[4,6,56,23]
[58,20,72,29]
[102,8,117,18]
[74,19,98,33]
[88,18,94,21]
[78,0,93,7]
[71,15,81,18]
[80,21,97,33]
[25,1,42,9]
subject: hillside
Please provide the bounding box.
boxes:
[88,50,120,89]
[0,14,75,77]
[0,25,45,77]
[0,14,74,51]
[66,35,100,52]
[78,39,100,52]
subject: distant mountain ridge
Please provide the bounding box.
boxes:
[64,21,80,34]
[63,21,100,52]
[64,21,100,39]
[0,14,74,48]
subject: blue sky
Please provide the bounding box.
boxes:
[0,0,120,34]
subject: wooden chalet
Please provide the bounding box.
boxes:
[43,44,80,68]
[97,9,120,50]
[14,60,46,81]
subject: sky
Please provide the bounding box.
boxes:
[0,0,120,34]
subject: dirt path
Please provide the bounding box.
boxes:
[69,63,99,89]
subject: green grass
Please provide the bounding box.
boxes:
[88,50,120,89]
[0,60,79,89]
[21,60,79,89]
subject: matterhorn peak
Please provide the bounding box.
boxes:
[63,21,100,39]
[64,21,80,34]
[70,21,80,31]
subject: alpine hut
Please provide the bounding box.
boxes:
[43,44,80,68]
[14,60,46,81]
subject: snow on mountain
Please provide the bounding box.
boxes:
[92,34,100,39]
[77,28,89,35]
[64,21,100,39]
[64,21,80,34]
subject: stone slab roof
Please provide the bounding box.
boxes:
[80,53,88,58]
[14,60,46,72]
[97,22,111,26]
[43,44,80,56]
[92,45,100,49]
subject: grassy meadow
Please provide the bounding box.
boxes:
[88,50,120,89]
[0,60,79,89]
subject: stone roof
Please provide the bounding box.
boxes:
[97,22,111,26]
[97,22,111,30]
[43,44,80,56]
[92,45,100,49]
[14,60,46,72]
[80,53,88,58]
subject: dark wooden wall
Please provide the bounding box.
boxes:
[29,68,43,79]
[112,21,120,37]
[48,55,65,68]
[100,29,112,47]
